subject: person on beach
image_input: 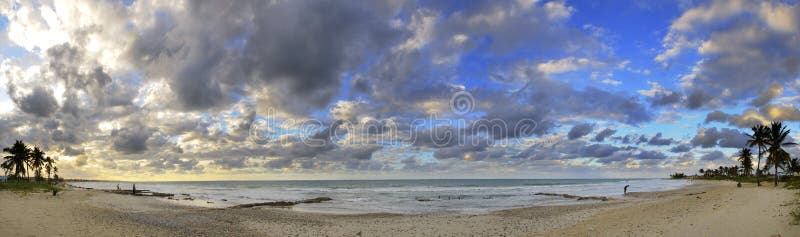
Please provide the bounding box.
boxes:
[624,185,630,195]
[117,184,120,190]
[132,184,136,194]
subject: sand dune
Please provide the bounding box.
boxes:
[0,180,797,236]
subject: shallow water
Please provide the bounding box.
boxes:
[70,179,690,214]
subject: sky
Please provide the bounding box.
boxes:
[0,0,799,181]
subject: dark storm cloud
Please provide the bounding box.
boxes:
[567,123,594,140]
[690,127,748,148]
[592,128,616,142]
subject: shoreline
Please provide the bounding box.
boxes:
[64,178,688,214]
[2,180,797,236]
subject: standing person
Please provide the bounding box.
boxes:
[132,184,136,194]
[624,185,630,195]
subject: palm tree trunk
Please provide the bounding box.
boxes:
[774,164,778,187]
[756,149,761,186]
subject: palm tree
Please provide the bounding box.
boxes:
[30,147,46,181]
[737,148,753,176]
[766,121,795,186]
[747,124,770,186]
[789,158,800,176]
[52,166,59,181]
[2,140,30,181]
[44,156,54,182]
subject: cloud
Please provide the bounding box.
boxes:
[567,123,594,140]
[658,0,800,108]
[8,86,59,117]
[691,127,748,148]
[647,133,676,146]
[749,83,784,106]
[700,150,727,161]
[111,124,155,154]
[592,128,616,142]
[537,57,607,75]
[669,144,692,153]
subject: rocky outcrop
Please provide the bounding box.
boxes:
[230,197,333,208]
[533,192,612,201]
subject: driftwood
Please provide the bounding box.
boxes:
[533,192,612,201]
[230,197,333,208]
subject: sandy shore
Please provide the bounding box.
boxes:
[0,180,797,236]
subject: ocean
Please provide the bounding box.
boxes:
[70,179,690,214]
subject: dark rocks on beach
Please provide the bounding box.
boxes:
[230,197,333,208]
[297,197,333,204]
[415,198,432,202]
[533,192,611,201]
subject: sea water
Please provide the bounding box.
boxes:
[70,179,690,214]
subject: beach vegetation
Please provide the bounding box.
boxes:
[0,180,61,193]
[1,140,60,184]
[747,124,771,186]
[766,121,796,187]
[737,148,753,176]
[669,172,686,179]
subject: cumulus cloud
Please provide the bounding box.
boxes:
[8,86,59,117]
[700,150,727,161]
[669,144,692,153]
[691,127,748,148]
[592,128,616,142]
[647,133,676,146]
[0,0,730,178]
[567,123,594,140]
[750,83,784,106]
[112,126,155,154]
[659,0,800,108]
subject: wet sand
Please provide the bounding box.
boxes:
[0,180,797,236]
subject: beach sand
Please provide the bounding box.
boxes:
[0,180,797,236]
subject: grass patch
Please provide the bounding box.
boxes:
[0,181,61,193]
[785,177,800,190]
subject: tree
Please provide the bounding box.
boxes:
[788,158,800,176]
[766,121,795,186]
[44,156,55,181]
[30,147,46,181]
[747,124,770,186]
[737,148,753,176]
[2,140,30,181]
